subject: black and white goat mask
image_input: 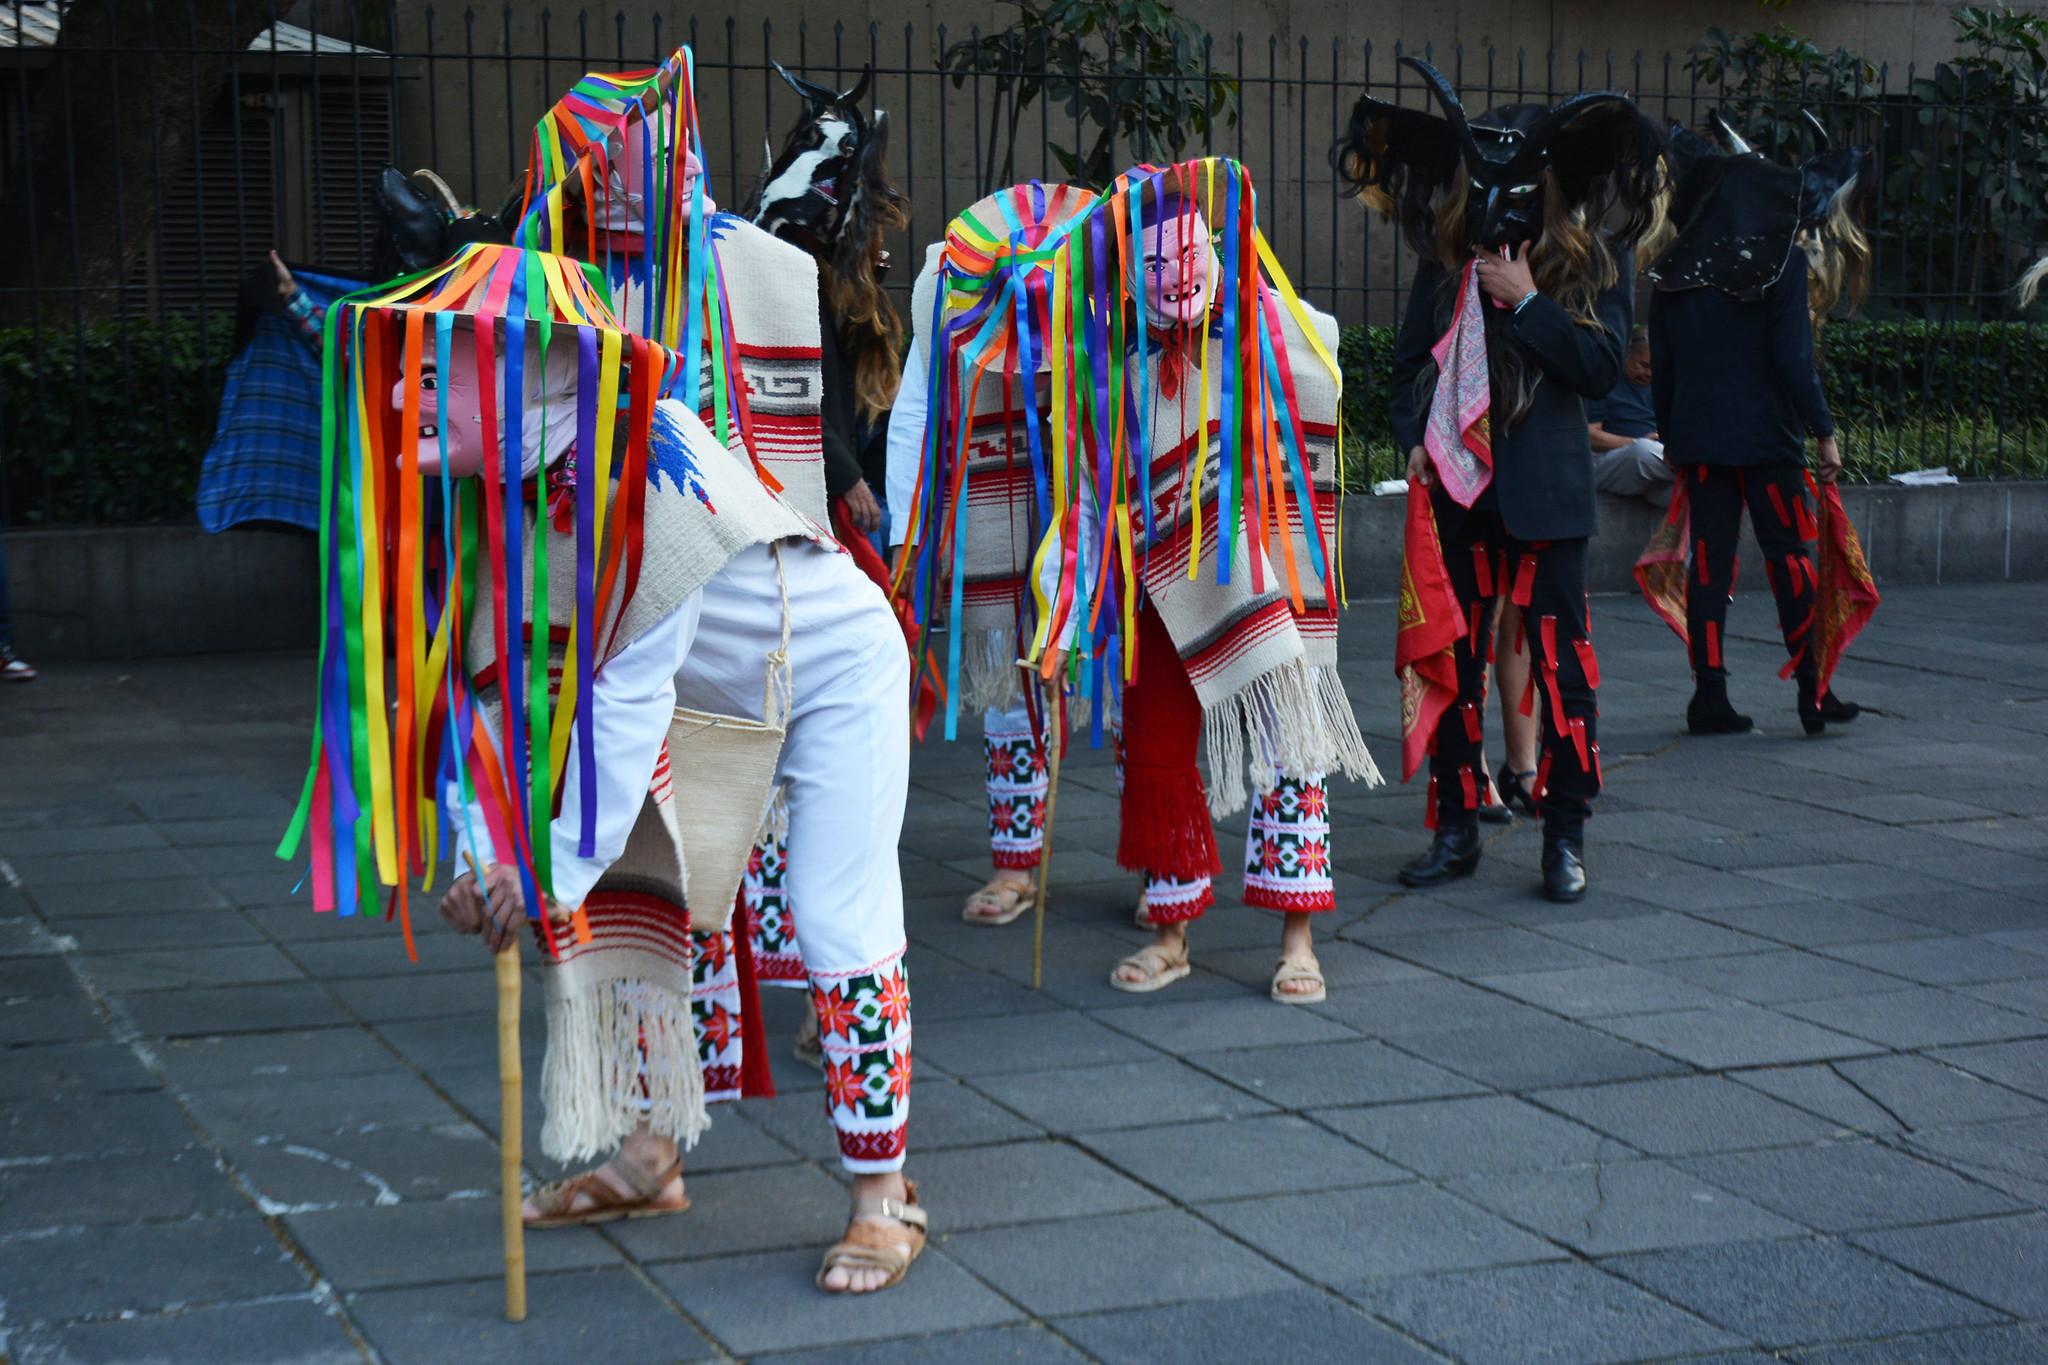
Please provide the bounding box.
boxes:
[373,166,513,279]
[1649,110,1867,298]
[1332,56,1664,255]
[743,63,901,280]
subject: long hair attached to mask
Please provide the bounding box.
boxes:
[276,243,678,959]
[744,64,912,421]
[515,48,762,466]
[1334,58,1663,428]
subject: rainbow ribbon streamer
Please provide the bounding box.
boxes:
[275,243,678,962]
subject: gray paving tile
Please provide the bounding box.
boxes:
[1370,925,1610,976]
[1901,1115,2048,1205]
[0,1149,248,1230]
[1474,963,1728,1017]
[605,1163,850,1261]
[1395,1018,1689,1091]
[1732,1063,1914,1134]
[84,944,309,994]
[123,982,353,1037]
[1929,1037,2048,1099]
[1089,996,1360,1054]
[181,1070,463,1142]
[1080,1114,1406,1202]
[325,971,498,1023]
[1658,948,1924,1006]
[1189,1038,1485,1109]
[754,1325,1090,1365]
[1855,1212,2048,1319]
[155,1027,408,1089]
[913,1010,1159,1077]
[1200,939,1435,992]
[223,1127,502,1210]
[1202,1182,1562,1282]
[0,1090,196,1160]
[1316,1094,1630,1177]
[1450,1158,1804,1253]
[8,847,199,886]
[1782,988,2046,1050]
[0,991,109,1044]
[351,1267,716,1364]
[1609,870,1812,913]
[1537,913,1776,962]
[1532,1075,1842,1156]
[0,1041,156,1100]
[29,877,232,917]
[1595,1003,1875,1069]
[1824,936,2048,986]
[286,1199,620,1290]
[1831,1053,2048,1130]
[1687,900,1942,948]
[0,1215,306,1324]
[971,1060,1276,1134]
[1745,862,1971,904]
[896,1140,1165,1229]
[1056,1287,1438,1364]
[654,1247,1023,1355]
[944,1207,1299,1315]
[1676,1141,2026,1232]
[1793,1324,2048,1364]
[1963,976,2048,1020]
[1606,1238,2007,1348]
[1347,1261,1743,1365]
[1306,975,1556,1038]
[7,1298,359,1365]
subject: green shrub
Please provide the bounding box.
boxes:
[0,314,234,525]
[1334,319,2048,490]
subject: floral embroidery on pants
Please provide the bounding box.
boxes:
[1243,771,1335,912]
[812,948,911,1171]
[742,791,807,987]
[984,707,1048,869]
[689,927,743,1103]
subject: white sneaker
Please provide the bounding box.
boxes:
[0,645,35,682]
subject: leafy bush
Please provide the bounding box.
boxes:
[0,314,235,525]
[1333,319,2048,490]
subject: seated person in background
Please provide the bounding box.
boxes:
[1589,327,1674,506]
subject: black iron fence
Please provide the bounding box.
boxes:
[5,2,2048,526]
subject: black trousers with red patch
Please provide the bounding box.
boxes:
[1682,462,1818,683]
[1428,484,1601,842]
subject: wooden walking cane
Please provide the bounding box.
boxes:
[466,853,527,1323]
[1031,680,1063,991]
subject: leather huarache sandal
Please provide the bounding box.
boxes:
[1270,953,1327,1005]
[817,1180,928,1293]
[524,1151,687,1229]
[1134,889,1154,929]
[1110,943,1191,993]
[962,873,1034,926]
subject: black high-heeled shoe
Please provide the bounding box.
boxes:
[1495,766,1540,818]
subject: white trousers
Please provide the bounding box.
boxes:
[677,539,914,1171]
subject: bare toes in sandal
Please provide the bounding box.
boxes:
[1271,952,1327,1005]
[525,1152,688,1228]
[962,872,1034,926]
[1111,943,1191,993]
[818,1181,927,1294]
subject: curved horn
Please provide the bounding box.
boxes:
[773,59,848,109]
[1399,55,1483,175]
[842,65,873,107]
[1709,108,1754,156]
[1802,108,1831,152]
[1503,91,1638,174]
[411,168,466,216]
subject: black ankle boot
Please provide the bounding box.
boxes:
[1398,825,1483,887]
[1818,689,1861,724]
[1687,675,1754,735]
[1542,832,1587,902]
[1797,676,1826,735]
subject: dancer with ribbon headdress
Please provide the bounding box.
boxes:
[1641,112,1875,736]
[896,162,1378,1002]
[1336,58,1663,903]
[515,50,844,1089]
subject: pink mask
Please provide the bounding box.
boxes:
[1142,210,1217,332]
[393,333,489,477]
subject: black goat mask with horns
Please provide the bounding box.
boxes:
[1331,56,1665,256]
[742,63,904,284]
[1649,110,1868,298]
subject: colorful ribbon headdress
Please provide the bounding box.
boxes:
[516,47,756,465]
[893,181,1096,738]
[1029,158,1341,693]
[277,242,678,961]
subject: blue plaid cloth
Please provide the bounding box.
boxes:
[197,270,359,533]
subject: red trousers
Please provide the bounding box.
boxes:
[1116,600,1222,882]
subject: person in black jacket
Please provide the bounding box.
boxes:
[1646,117,1867,736]
[1336,59,1663,901]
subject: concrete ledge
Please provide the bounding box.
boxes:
[7,525,317,662]
[5,479,2041,662]
[1339,479,2048,597]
